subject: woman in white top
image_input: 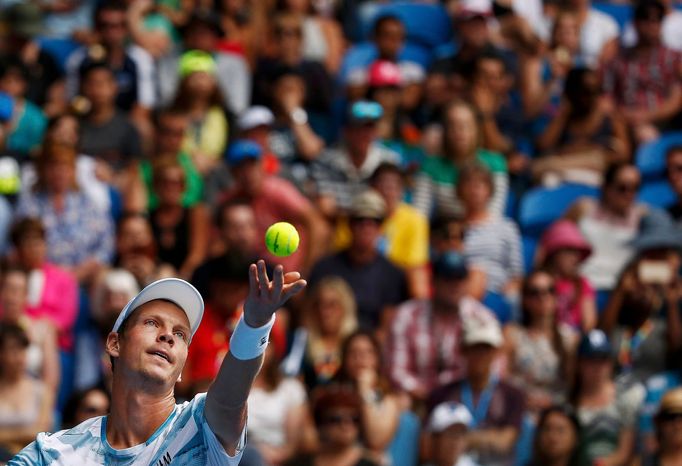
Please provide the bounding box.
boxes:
[565,162,648,292]
[247,345,310,465]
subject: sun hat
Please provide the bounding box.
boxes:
[112,278,204,342]
[540,219,592,262]
[368,60,402,88]
[630,209,682,254]
[225,139,263,166]
[462,315,503,348]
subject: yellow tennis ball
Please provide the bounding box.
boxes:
[265,222,300,257]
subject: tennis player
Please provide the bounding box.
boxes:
[10,260,306,465]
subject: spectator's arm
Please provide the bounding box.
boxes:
[360,393,401,451]
[640,84,682,124]
[178,205,210,280]
[291,116,325,161]
[467,267,488,301]
[665,279,682,356]
[520,55,559,118]
[127,0,172,59]
[536,99,570,153]
[40,322,61,393]
[599,267,635,334]
[598,428,635,466]
[580,292,598,332]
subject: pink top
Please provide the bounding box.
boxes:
[555,276,595,331]
[25,263,78,351]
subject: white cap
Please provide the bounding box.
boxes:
[238,106,274,131]
[428,402,473,432]
[111,278,204,342]
[462,315,503,348]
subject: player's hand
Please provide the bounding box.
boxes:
[244,260,307,328]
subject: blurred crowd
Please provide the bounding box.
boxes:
[2,0,682,465]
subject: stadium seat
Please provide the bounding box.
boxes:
[518,183,599,237]
[36,37,80,72]
[635,132,682,181]
[482,292,514,324]
[592,2,631,31]
[638,180,677,209]
[387,411,420,466]
[362,2,453,48]
[338,42,434,83]
[522,235,538,274]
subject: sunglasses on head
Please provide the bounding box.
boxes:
[350,101,383,122]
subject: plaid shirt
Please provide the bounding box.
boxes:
[605,45,682,110]
[387,297,496,395]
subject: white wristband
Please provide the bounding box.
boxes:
[229,314,276,360]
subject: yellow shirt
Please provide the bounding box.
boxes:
[333,202,429,268]
[182,106,228,159]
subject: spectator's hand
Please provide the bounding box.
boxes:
[357,368,377,395]
[122,255,156,283]
[95,160,114,184]
[549,50,571,79]
[20,41,40,66]
[665,277,682,305]
[243,261,307,328]
[618,267,638,294]
[471,85,497,116]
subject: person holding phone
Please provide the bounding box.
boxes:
[600,209,682,383]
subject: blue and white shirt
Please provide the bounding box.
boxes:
[9,394,244,466]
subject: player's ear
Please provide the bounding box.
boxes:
[105,331,121,359]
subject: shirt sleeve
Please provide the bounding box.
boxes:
[387,304,422,393]
[194,393,246,466]
[8,440,45,465]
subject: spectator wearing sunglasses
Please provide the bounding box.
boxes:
[634,388,682,466]
[285,384,380,466]
[312,101,400,216]
[666,146,682,225]
[504,270,577,417]
[565,162,647,293]
[640,359,682,456]
[527,405,583,466]
[537,219,597,332]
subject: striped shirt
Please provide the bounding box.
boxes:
[10,394,244,466]
[412,149,508,219]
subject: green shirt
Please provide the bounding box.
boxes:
[140,152,204,210]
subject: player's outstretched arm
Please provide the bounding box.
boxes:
[204,260,306,455]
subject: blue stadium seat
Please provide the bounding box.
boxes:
[36,37,80,72]
[363,2,453,48]
[522,235,538,274]
[518,183,599,237]
[635,132,682,181]
[338,41,434,83]
[482,292,513,324]
[638,180,677,209]
[387,411,420,466]
[592,2,631,31]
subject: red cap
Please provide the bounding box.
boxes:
[368,60,402,87]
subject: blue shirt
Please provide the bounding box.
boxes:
[638,370,681,435]
[10,393,244,466]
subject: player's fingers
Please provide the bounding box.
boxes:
[272,265,284,297]
[283,271,301,283]
[282,279,307,302]
[257,260,269,296]
[248,263,258,298]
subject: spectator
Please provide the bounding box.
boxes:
[537,219,597,332]
[534,67,629,184]
[171,50,229,174]
[65,0,155,118]
[113,212,169,288]
[571,329,644,466]
[634,387,682,466]
[459,162,523,298]
[285,384,380,466]
[0,57,47,158]
[75,269,139,391]
[237,105,281,175]
[333,331,401,459]
[123,0,180,62]
[521,11,580,123]
[276,0,344,74]
[61,386,110,429]
[346,14,425,105]
[624,0,682,52]
[504,270,577,416]
[309,190,407,332]
[425,402,479,466]
[264,64,325,182]
[565,162,647,292]
[149,158,209,280]
[247,345,309,466]
[0,323,53,456]
[606,0,682,144]
[413,100,508,218]
[0,3,64,114]
[8,218,78,353]
[139,109,204,211]
[560,0,619,67]
[292,276,358,390]
[15,142,114,282]
[0,266,59,392]
[388,250,495,401]
[600,210,682,382]
[312,101,400,215]
[666,146,682,225]
[429,214,487,300]
[215,0,269,66]
[77,62,144,195]
[428,314,525,466]
[527,405,582,466]
[221,139,326,273]
[157,9,251,115]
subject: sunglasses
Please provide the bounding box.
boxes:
[613,182,640,194]
[322,414,360,426]
[659,411,682,422]
[525,286,556,297]
[350,217,383,225]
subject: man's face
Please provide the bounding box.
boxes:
[375,19,405,60]
[345,123,376,156]
[457,17,488,49]
[231,159,265,196]
[108,301,191,386]
[463,343,497,379]
[156,115,188,155]
[221,204,258,253]
[97,9,128,48]
[82,68,117,108]
[635,14,663,45]
[668,150,682,196]
[475,58,508,95]
[433,276,468,310]
[184,24,217,52]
